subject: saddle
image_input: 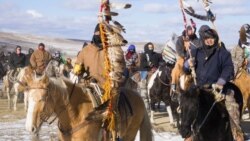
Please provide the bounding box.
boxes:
[131,70,155,83]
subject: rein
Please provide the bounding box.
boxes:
[58,119,95,136]
[157,74,171,86]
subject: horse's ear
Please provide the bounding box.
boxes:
[40,74,49,87]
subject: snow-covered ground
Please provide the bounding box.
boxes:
[0,118,249,141]
[0,118,182,141]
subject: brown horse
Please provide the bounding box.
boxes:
[234,69,250,118]
[24,72,153,141]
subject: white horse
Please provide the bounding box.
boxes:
[4,67,30,111]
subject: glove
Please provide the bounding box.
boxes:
[212,83,225,102]
[73,64,82,75]
[188,58,195,67]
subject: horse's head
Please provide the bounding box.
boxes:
[158,63,172,83]
[171,74,193,102]
[179,87,200,138]
[179,74,193,91]
[25,72,50,135]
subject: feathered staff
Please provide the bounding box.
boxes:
[182,0,218,32]
[179,0,197,85]
[98,0,131,138]
[183,0,222,46]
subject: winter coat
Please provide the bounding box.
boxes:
[9,53,26,69]
[25,53,32,66]
[125,51,138,67]
[140,44,163,71]
[188,44,234,87]
[30,49,52,73]
[176,35,201,58]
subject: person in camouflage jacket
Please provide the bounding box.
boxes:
[231,24,250,76]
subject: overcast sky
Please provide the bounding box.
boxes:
[0,0,249,47]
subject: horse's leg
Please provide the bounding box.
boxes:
[13,93,18,111]
[24,91,28,112]
[247,97,250,119]
[7,87,11,109]
[166,105,175,127]
[150,101,156,124]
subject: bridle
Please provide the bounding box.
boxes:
[31,79,99,136]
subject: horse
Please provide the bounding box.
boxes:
[2,67,30,111]
[24,72,153,141]
[147,63,179,126]
[234,68,250,118]
[178,73,243,141]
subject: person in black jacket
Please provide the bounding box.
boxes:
[183,25,244,141]
[140,42,162,81]
[9,46,26,70]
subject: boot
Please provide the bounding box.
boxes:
[225,90,244,141]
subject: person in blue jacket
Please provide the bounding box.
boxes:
[184,25,244,141]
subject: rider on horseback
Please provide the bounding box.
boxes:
[231,24,250,77]
[139,42,162,83]
[124,44,138,78]
[184,25,244,141]
[171,24,200,92]
[30,43,52,74]
[9,46,26,70]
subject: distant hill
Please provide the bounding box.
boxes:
[0,32,84,57]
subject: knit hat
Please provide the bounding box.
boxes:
[127,44,136,52]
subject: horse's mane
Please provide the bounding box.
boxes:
[48,77,69,104]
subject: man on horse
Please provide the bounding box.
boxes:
[231,24,250,77]
[30,43,52,74]
[8,46,26,78]
[171,24,200,92]
[9,46,26,71]
[184,25,244,141]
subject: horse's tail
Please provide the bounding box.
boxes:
[140,110,153,141]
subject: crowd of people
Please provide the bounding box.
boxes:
[0,20,249,141]
[0,42,73,79]
[122,23,250,141]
